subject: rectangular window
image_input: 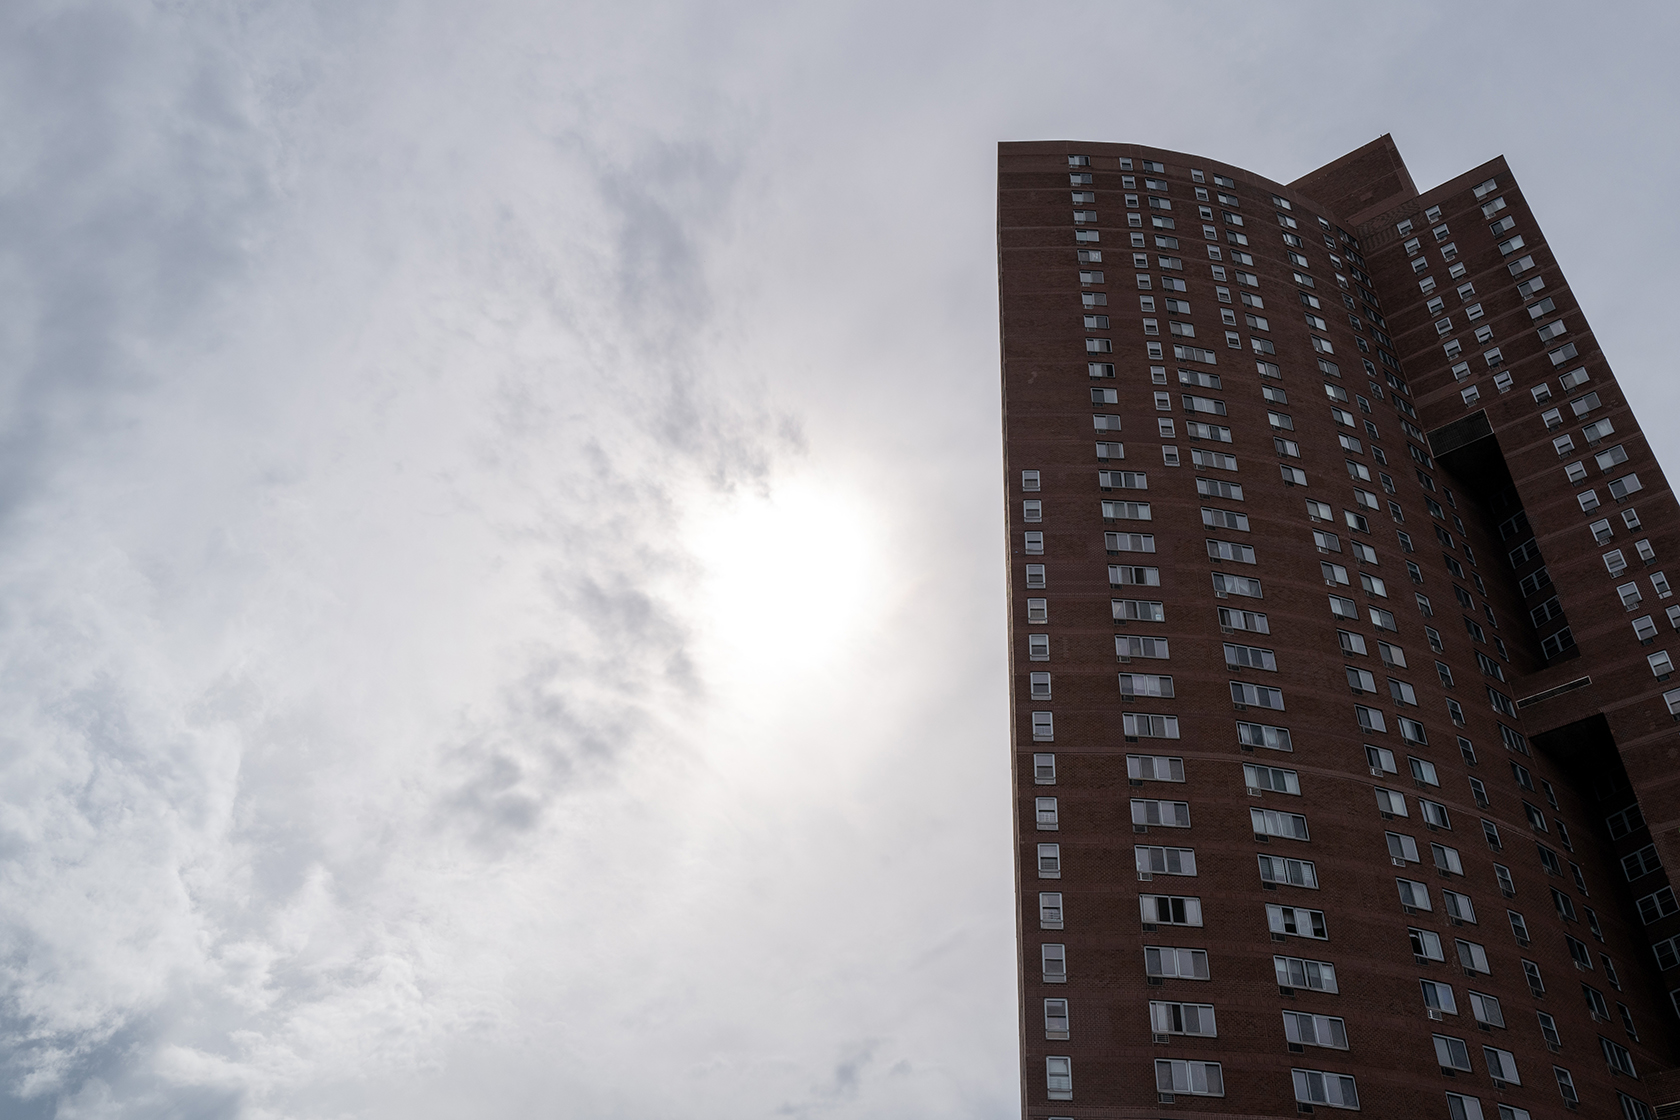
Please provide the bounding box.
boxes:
[1252,807,1310,840]
[1132,799,1191,827]
[1267,904,1328,939]
[1145,945,1209,979]
[1291,1069,1359,1110]
[1141,894,1203,927]
[1275,954,1338,992]
[1136,845,1196,875]
[1638,886,1678,925]
[1245,763,1299,794]
[1046,1055,1072,1100]
[1155,1059,1223,1098]
[1149,1000,1217,1037]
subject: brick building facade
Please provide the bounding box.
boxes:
[1000,136,1679,1119]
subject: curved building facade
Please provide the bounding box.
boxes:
[999,137,1679,1119]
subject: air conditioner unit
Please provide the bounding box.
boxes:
[1391,857,1406,867]
[1138,871,1153,881]
[1370,767,1385,777]
[1247,786,1264,797]
[1427,1008,1442,1021]
[1152,1033,1169,1044]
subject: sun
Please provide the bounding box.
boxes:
[682,472,879,686]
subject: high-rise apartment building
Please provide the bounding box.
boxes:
[999,136,1680,1120]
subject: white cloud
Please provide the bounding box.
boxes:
[0,0,1674,1116]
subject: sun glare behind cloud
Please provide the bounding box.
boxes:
[683,473,880,689]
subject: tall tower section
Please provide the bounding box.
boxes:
[1000,137,1680,1119]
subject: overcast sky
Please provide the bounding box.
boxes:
[1,3,1676,1117]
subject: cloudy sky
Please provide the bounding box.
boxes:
[1,2,1676,1117]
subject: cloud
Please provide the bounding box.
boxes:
[0,1,1674,1117]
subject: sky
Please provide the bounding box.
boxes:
[0,2,1676,1117]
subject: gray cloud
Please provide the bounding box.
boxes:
[0,1,1673,1117]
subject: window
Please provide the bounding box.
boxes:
[1281,1010,1346,1050]
[1619,1092,1655,1120]
[1484,1046,1521,1086]
[1410,927,1444,962]
[1434,842,1463,874]
[1137,845,1196,875]
[1624,844,1662,880]
[1033,753,1056,784]
[1027,598,1047,623]
[1291,1069,1359,1110]
[1252,807,1309,840]
[1554,1066,1578,1107]
[1444,890,1475,923]
[1469,990,1504,1028]
[1275,954,1338,991]
[1145,945,1209,979]
[1606,803,1645,840]
[1601,1036,1637,1077]
[1155,1059,1223,1098]
[1397,878,1432,911]
[1387,831,1420,863]
[1268,904,1328,939]
[1150,1000,1217,1036]
[1036,796,1059,829]
[1118,756,1182,787]
[1114,599,1166,622]
[1435,1034,1472,1072]
[1141,894,1203,926]
[1031,711,1053,740]
[1553,887,1578,922]
[1046,1056,1072,1100]
[1043,997,1069,1039]
[1245,763,1299,794]
[1038,891,1062,929]
[1037,843,1061,878]
[1637,886,1678,924]
[1041,942,1067,983]
[1132,799,1190,827]
[1420,978,1457,1014]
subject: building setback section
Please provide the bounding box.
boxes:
[999,136,1680,1120]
